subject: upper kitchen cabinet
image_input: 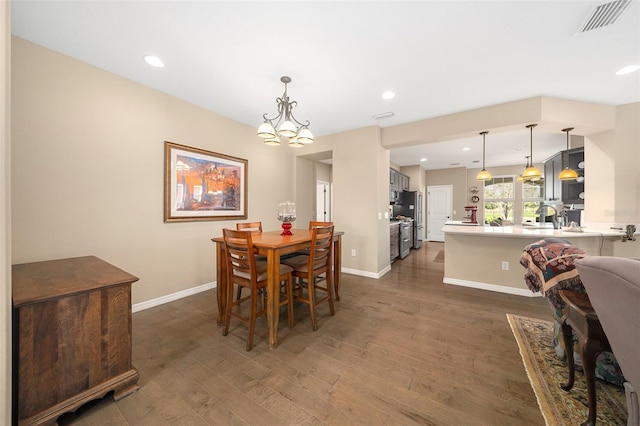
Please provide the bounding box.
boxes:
[389,168,410,203]
[543,147,584,205]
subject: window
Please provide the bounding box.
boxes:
[522,178,544,223]
[483,176,515,224]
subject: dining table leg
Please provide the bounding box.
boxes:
[266,248,280,349]
[215,242,227,326]
[333,234,342,301]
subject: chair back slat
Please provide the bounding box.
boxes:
[309,225,334,271]
[309,221,333,229]
[236,221,263,234]
[223,228,256,283]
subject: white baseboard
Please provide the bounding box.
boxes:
[443,277,540,297]
[132,281,217,313]
[342,267,387,279]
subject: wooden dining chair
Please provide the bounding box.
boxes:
[235,221,267,301]
[308,221,332,229]
[282,225,335,331]
[236,221,263,234]
[222,228,294,351]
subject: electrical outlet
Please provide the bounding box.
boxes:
[351,249,356,257]
[501,261,509,271]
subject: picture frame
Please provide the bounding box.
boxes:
[164,141,248,222]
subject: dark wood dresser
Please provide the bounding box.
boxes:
[12,256,140,425]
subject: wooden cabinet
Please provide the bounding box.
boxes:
[12,256,140,425]
[544,147,584,205]
[389,168,410,203]
[390,223,400,261]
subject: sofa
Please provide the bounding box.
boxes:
[575,256,640,426]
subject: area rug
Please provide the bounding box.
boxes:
[507,313,627,426]
[433,250,444,263]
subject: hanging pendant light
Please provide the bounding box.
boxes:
[475,131,492,181]
[257,76,314,147]
[522,124,541,180]
[558,127,579,181]
[517,156,530,182]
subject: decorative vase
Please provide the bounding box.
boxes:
[277,201,296,235]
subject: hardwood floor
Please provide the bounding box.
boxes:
[58,242,550,425]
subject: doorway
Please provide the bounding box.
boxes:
[316,181,331,221]
[427,185,452,242]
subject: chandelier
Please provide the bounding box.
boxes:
[257,76,314,148]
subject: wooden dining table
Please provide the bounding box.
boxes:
[211,228,343,349]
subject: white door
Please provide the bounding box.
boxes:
[316,181,331,221]
[427,185,452,242]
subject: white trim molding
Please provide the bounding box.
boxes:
[443,277,540,298]
[132,281,216,313]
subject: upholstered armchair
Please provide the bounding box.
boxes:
[520,239,625,387]
[575,256,640,426]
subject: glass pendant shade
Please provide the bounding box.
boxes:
[522,165,542,179]
[288,137,304,148]
[476,169,492,181]
[264,134,281,146]
[297,128,314,144]
[278,120,298,138]
[257,122,276,139]
[559,168,579,180]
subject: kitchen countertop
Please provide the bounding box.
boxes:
[443,224,631,238]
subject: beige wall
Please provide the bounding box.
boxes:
[1,1,11,422]
[584,103,640,225]
[11,37,297,305]
[301,126,390,275]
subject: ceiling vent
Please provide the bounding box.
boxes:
[577,0,631,33]
[373,111,394,120]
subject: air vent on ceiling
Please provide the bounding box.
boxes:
[577,0,631,33]
[372,111,394,120]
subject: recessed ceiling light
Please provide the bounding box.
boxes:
[616,64,640,75]
[382,91,395,100]
[462,147,470,151]
[144,55,164,68]
[420,158,427,162]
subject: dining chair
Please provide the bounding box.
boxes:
[236,221,263,234]
[282,225,335,331]
[235,221,266,301]
[222,228,294,351]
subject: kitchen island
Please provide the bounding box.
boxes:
[443,224,635,296]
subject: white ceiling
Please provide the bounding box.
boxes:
[11,1,640,170]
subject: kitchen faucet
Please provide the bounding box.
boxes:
[535,204,561,229]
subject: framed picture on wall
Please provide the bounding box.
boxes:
[164,141,248,222]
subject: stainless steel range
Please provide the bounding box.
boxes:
[399,221,412,258]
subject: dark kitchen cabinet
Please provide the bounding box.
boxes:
[390,223,399,261]
[389,168,410,203]
[544,147,584,205]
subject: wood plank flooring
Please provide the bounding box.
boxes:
[58,242,551,425]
